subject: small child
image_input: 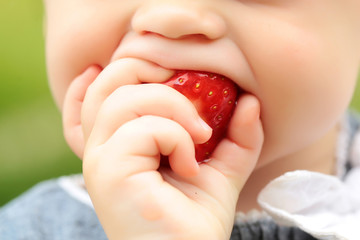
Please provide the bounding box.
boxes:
[1,0,360,239]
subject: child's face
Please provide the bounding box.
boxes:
[44,0,360,167]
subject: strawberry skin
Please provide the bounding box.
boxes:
[163,71,240,163]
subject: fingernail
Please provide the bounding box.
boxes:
[198,118,212,132]
[246,99,261,123]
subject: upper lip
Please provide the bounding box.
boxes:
[110,32,256,94]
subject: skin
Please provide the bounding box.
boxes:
[44,0,360,239]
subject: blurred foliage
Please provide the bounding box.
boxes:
[0,0,81,206]
[0,0,359,206]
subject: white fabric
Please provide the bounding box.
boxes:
[58,175,94,208]
[258,114,360,240]
[258,170,360,240]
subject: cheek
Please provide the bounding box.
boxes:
[45,5,132,109]
[247,23,357,164]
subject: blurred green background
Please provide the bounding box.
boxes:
[0,0,81,206]
[0,0,360,206]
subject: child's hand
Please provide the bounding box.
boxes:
[70,59,263,240]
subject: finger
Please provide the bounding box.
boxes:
[84,116,199,184]
[82,58,174,141]
[62,65,102,158]
[206,94,263,191]
[88,84,212,149]
[157,95,263,215]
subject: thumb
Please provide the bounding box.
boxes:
[207,94,264,192]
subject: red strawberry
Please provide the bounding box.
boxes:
[163,71,240,163]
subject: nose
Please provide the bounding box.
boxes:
[131,1,227,40]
